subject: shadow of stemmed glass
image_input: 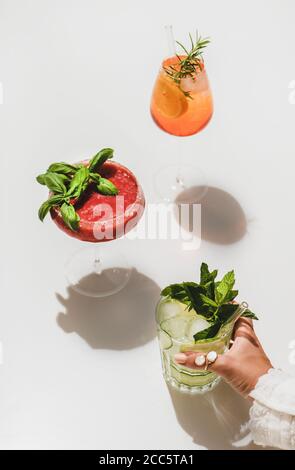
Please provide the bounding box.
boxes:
[175,185,247,245]
[168,380,274,450]
[56,268,160,350]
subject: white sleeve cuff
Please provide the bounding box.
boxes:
[249,401,295,450]
[248,368,295,449]
[249,368,295,415]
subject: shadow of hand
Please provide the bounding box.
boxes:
[56,268,160,350]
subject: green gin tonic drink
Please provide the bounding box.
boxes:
[156,263,257,394]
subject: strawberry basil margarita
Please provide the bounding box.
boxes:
[37,149,145,242]
[51,160,145,242]
[36,148,145,297]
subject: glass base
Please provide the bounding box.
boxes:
[65,246,131,297]
[165,374,221,395]
[154,164,208,203]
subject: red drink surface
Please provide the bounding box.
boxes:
[51,161,145,242]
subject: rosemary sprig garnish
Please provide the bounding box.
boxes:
[164,32,210,99]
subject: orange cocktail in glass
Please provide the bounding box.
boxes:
[150,27,213,201]
[151,56,213,137]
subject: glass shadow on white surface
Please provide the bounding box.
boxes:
[168,380,276,450]
[174,186,247,245]
[56,268,160,350]
[65,246,131,298]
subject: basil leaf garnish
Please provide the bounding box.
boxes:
[60,202,80,232]
[43,172,67,194]
[89,148,114,172]
[47,162,78,174]
[37,149,119,231]
[67,166,89,197]
[38,194,65,221]
[96,177,118,196]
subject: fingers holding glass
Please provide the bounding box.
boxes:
[174,350,219,370]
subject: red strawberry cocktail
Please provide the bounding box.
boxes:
[37,149,145,297]
[51,160,145,242]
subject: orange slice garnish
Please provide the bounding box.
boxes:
[153,75,188,119]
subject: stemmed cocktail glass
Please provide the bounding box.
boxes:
[37,150,145,297]
[150,26,213,202]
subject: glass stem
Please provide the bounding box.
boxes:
[175,137,185,188]
[93,249,102,275]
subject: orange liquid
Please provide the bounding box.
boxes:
[150,56,213,137]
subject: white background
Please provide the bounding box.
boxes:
[0,0,295,450]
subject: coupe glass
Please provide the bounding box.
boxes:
[51,160,145,297]
[150,26,213,202]
[156,297,248,394]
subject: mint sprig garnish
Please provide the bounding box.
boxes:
[161,262,258,342]
[36,148,119,232]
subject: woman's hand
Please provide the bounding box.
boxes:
[174,317,273,397]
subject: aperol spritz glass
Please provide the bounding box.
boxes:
[150,26,213,202]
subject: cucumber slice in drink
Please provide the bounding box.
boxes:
[156,298,188,322]
[158,329,172,349]
[160,315,191,340]
[170,363,214,387]
[179,316,215,353]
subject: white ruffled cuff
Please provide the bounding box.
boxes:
[249,368,295,415]
[248,368,295,449]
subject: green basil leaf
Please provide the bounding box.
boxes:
[38,201,52,222]
[37,172,69,186]
[242,309,259,321]
[60,202,80,232]
[47,162,78,175]
[67,167,90,197]
[96,178,118,196]
[36,174,47,185]
[43,172,67,194]
[89,172,101,184]
[194,321,222,342]
[89,148,114,172]
[38,194,65,221]
[54,173,70,185]
[215,270,235,305]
